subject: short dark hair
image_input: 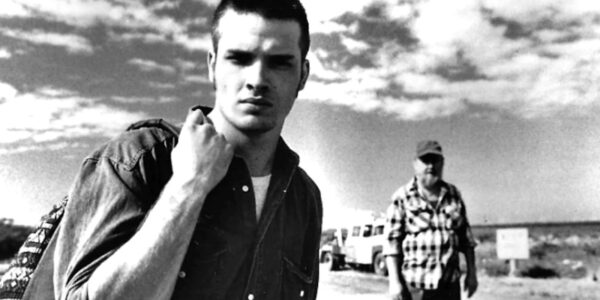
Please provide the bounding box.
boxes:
[210,0,310,61]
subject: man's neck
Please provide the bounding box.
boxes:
[208,112,280,177]
[416,179,442,199]
[235,136,278,176]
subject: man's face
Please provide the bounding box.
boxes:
[208,10,309,135]
[413,154,444,189]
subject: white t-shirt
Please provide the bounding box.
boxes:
[251,174,271,220]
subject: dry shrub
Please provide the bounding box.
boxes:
[481,259,509,277]
[0,221,34,260]
[520,264,559,278]
[530,242,561,259]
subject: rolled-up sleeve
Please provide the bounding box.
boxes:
[53,129,174,300]
[54,157,146,300]
[455,191,477,252]
[383,195,405,256]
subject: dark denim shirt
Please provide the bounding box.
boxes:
[27,111,322,300]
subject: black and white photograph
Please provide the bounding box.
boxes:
[0,0,599,299]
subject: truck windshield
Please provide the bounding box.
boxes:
[363,225,373,237]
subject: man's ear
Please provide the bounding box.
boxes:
[412,158,419,171]
[207,50,216,86]
[297,59,310,92]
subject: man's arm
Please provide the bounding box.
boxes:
[385,255,406,300]
[383,195,407,300]
[58,110,233,300]
[306,186,322,300]
[464,247,478,298]
[455,187,478,298]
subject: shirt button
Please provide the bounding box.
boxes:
[242,185,249,192]
[178,271,186,278]
[247,293,254,300]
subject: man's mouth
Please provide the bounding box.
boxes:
[240,97,273,107]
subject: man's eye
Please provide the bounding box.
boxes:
[270,57,293,68]
[226,54,252,65]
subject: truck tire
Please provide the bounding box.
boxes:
[322,252,340,271]
[373,252,388,276]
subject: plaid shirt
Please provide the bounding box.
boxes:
[384,178,476,290]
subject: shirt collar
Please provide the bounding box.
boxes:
[192,105,300,173]
[408,177,449,203]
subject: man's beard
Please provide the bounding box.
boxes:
[420,173,441,189]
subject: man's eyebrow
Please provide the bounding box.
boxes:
[222,50,296,61]
[269,54,295,60]
[224,49,252,56]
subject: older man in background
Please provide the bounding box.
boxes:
[385,140,478,300]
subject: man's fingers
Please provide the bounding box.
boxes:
[185,107,206,126]
[470,285,478,297]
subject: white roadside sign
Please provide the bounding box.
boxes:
[496,228,529,259]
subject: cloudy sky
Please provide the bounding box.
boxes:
[1,0,599,227]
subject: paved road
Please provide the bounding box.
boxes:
[317,266,600,300]
[318,266,509,300]
[318,266,389,299]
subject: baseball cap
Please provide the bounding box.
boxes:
[416,140,443,158]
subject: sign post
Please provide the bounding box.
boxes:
[496,228,529,277]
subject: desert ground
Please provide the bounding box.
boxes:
[318,266,600,300]
[2,222,599,299]
[1,262,599,299]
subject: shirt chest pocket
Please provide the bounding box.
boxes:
[282,257,314,300]
[405,205,432,233]
[173,218,229,298]
[442,203,464,230]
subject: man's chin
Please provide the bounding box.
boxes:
[421,175,441,188]
[236,120,276,135]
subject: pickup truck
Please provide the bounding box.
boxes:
[319,218,388,276]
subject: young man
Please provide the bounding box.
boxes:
[384,141,478,300]
[28,0,322,299]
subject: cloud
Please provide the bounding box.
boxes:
[127,58,176,74]
[0,0,30,17]
[182,75,211,85]
[0,82,149,151]
[4,0,599,121]
[111,95,178,103]
[110,31,212,52]
[174,58,200,72]
[172,32,212,52]
[339,35,370,55]
[110,31,168,45]
[0,141,87,155]
[5,0,212,52]
[0,48,12,59]
[0,82,18,99]
[300,79,467,121]
[147,81,177,90]
[302,0,600,120]
[303,0,372,34]
[0,28,93,54]
[6,0,174,29]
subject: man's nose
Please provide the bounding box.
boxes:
[244,61,269,93]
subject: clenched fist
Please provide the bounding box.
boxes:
[171,108,234,192]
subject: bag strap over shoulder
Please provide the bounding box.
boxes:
[126,118,181,138]
[0,119,181,300]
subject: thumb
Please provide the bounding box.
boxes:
[185,107,206,126]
